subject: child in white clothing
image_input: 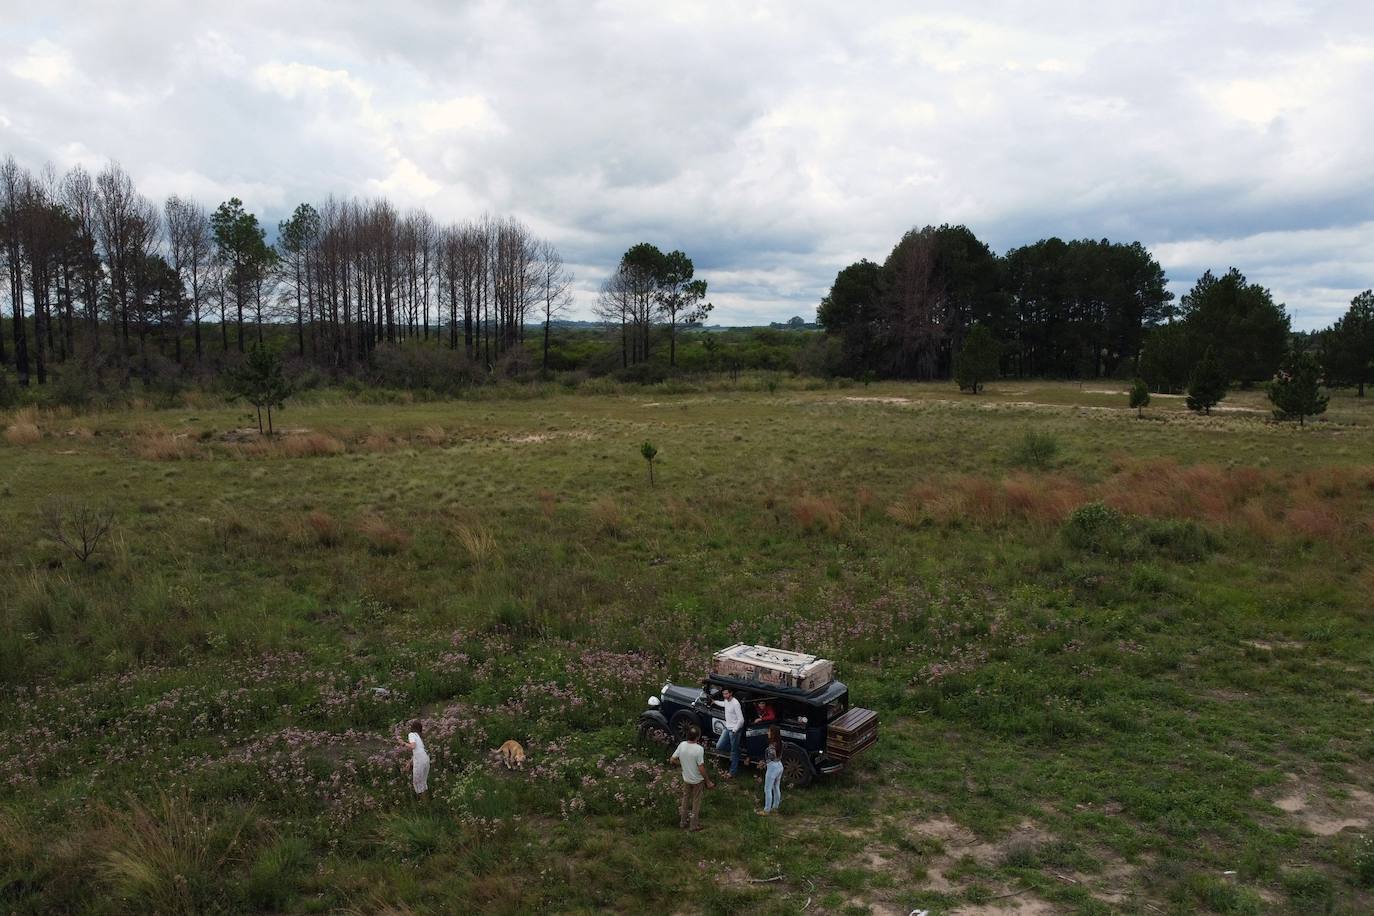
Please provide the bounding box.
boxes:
[401,719,430,796]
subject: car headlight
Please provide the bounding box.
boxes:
[648,696,660,707]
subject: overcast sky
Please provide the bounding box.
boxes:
[3,1,1372,329]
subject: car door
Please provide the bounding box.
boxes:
[697,687,727,744]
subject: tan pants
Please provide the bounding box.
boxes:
[679,781,704,829]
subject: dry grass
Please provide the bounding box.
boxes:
[791,494,844,534]
[878,460,1373,544]
[589,497,625,537]
[537,489,558,521]
[305,510,342,547]
[1285,505,1342,542]
[452,523,497,565]
[355,515,412,554]
[277,432,345,458]
[4,421,41,445]
[416,425,447,446]
[133,430,199,461]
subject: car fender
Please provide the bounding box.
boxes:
[638,710,670,731]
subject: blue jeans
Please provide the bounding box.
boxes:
[764,760,783,812]
[716,726,742,775]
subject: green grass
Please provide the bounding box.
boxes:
[2,379,1374,913]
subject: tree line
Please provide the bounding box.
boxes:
[818,223,1374,398]
[0,155,576,391]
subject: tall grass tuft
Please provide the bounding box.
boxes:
[453,523,497,565]
[4,420,41,445]
[589,496,625,537]
[356,515,412,553]
[95,792,254,916]
[791,494,844,534]
[305,510,342,547]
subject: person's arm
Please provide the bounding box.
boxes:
[696,758,714,789]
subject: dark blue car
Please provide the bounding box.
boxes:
[637,672,878,786]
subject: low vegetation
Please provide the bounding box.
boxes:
[2,380,1373,914]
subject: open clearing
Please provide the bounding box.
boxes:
[2,379,1374,914]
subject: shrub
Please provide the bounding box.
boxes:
[1142,518,1217,561]
[1061,502,1130,554]
[1010,431,1060,470]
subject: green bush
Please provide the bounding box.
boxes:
[1061,502,1129,554]
[1010,431,1060,469]
[1142,518,1217,561]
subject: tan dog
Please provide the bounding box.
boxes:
[497,739,526,770]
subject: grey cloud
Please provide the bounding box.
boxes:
[2,1,1372,328]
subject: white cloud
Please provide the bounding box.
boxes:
[8,40,76,88]
[0,2,1372,328]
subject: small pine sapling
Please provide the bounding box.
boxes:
[640,440,658,486]
[1129,378,1150,418]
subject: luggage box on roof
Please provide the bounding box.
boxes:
[710,644,834,692]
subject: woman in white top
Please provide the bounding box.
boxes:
[401,719,430,796]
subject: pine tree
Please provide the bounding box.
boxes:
[954,323,1001,393]
[1268,349,1328,426]
[1186,347,1227,414]
[1129,378,1150,418]
[229,344,291,434]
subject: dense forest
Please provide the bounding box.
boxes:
[2,153,1371,406]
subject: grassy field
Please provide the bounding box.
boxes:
[2,378,1374,914]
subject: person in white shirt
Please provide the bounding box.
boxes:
[400,719,430,798]
[713,688,745,777]
[669,724,714,830]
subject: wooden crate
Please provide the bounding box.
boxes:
[710,644,834,691]
[826,707,879,761]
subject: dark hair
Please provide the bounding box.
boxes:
[768,725,781,754]
[410,719,423,735]
[686,724,700,740]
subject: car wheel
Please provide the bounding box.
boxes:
[781,744,814,788]
[637,717,673,749]
[669,710,699,743]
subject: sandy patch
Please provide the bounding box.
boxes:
[1270,773,1374,835]
[953,896,1058,915]
[842,396,913,405]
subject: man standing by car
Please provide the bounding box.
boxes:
[670,724,713,830]
[714,688,745,777]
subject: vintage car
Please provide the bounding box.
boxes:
[636,649,879,787]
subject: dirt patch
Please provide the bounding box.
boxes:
[1270,773,1374,835]
[841,396,913,405]
[1243,639,1304,652]
[953,896,1058,915]
[221,426,313,442]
